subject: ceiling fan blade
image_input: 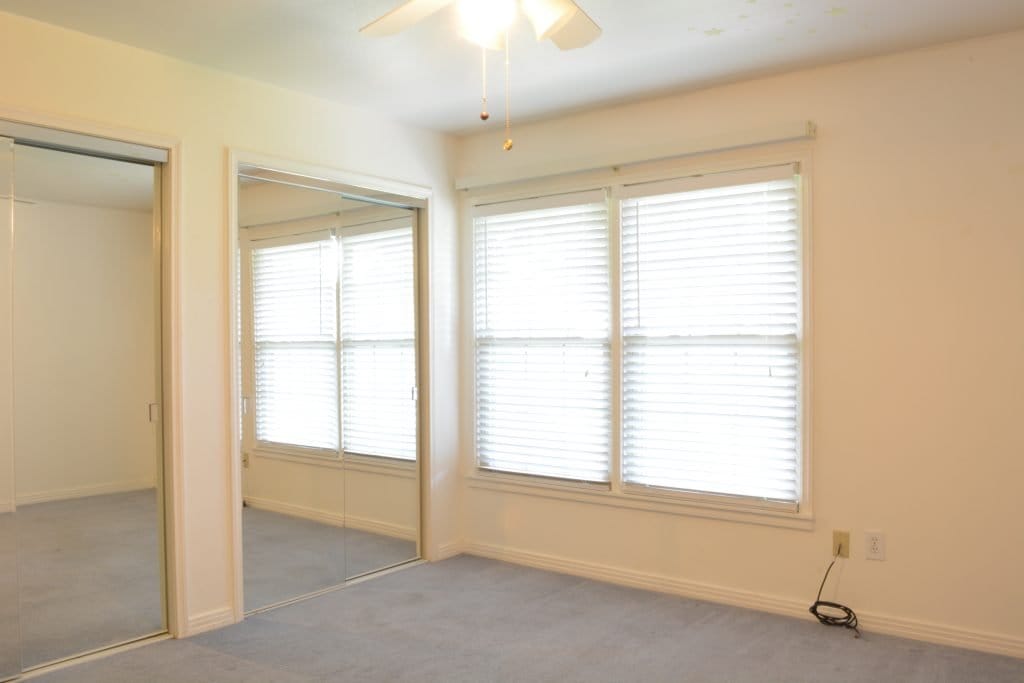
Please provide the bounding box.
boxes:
[360,0,455,37]
[521,0,578,41]
[549,4,602,50]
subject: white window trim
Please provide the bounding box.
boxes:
[462,142,814,529]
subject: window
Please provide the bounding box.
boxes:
[620,168,802,502]
[473,192,611,482]
[251,234,339,451]
[243,219,417,460]
[471,164,805,507]
[340,225,417,460]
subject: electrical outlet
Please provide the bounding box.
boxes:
[865,531,886,561]
[832,530,850,558]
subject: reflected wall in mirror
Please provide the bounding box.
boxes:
[238,167,420,612]
[0,139,166,673]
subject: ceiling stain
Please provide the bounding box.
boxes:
[704,28,725,36]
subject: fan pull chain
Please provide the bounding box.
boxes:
[480,47,490,121]
[503,31,513,151]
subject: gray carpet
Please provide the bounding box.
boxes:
[29,555,1024,682]
[14,490,165,669]
[243,506,417,611]
[1,491,417,674]
[0,512,19,679]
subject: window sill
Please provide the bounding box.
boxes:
[251,448,416,479]
[465,471,814,531]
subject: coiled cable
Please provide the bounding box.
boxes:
[809,544,860,638]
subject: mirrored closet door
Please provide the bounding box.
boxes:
[0,134,167,678]
[238,167,420,613]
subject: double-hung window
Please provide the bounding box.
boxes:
[620,167,803,502]
[473,192,611,482]
[251,232,339,452]
[339,223,417,460]
[243,217,417,461]
[471,163,805,508]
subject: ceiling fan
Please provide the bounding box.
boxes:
[360,0,602,51]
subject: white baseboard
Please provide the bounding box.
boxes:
[0,502,12,514]
[17,480,155,506]
[345,514,416,542]
[244,496,345,528]
[185,607,235,636]
[464,541,1024,660]
[435,541,465,561]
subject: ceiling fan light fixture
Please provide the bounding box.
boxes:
[456,0,517,50]
[520,0,578,41]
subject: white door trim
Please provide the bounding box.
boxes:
[0,104,185,639]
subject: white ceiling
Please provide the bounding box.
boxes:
[13,145,153,211]
[2,1,1023,133]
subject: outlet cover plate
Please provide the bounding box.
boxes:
[832,530,850,558]
[865,531,886,561]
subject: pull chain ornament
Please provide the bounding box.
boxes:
[503,32,513,151]
[480,47,490,121]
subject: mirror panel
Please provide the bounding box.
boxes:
[239,178,348,611]
[339,212,419,579]
[11,145,165,667]
[238,170,420,610]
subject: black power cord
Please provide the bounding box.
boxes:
[809,544,860,638]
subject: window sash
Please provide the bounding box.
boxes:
[473,193,612,482]
[476,338,611,482]
[250,235,339,451]
[622,336,800,501]
[620,171,802,502]
[339,224,417,460]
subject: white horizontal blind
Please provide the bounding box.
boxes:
[474,195,611,482]
[340,225,417,460]
[621,174,802,501]
[252,237,339,450]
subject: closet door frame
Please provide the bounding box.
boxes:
[227,150,434,622]
[0,108,185,641]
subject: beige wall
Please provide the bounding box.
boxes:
[456,30,1024,654]
[13,201,157,503]
[243,457,418,540]
[0,9,460,631]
